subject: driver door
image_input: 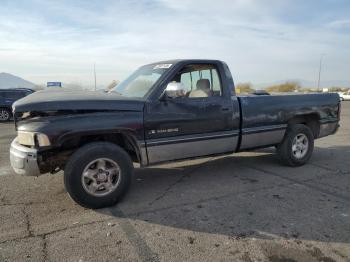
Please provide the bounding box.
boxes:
[144,63,239,164]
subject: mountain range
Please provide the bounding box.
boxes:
[0,73,103,90]
[0,72,35,89]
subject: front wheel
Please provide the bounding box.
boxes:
[277,124,314,167]
[64,142,133,209]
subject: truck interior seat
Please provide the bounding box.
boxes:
[189,79,212,97]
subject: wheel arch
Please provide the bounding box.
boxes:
[287,113,321,138]
[57,130,144,164]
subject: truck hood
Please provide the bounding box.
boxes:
[13,90,145,113]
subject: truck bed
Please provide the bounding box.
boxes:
[237,92,340,150]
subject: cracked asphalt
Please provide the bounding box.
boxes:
[0,103,349,262]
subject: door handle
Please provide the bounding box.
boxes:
[221,107,230,111]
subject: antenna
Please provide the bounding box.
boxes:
[94,63,97,91]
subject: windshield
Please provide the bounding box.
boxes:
[111,64,172,98]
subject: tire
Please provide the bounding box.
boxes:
[64,142,133,209]
[0,108,11,122]
[276,124,314,167]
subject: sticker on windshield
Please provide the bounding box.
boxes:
[153,64,172,69]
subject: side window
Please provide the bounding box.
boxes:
[200,69,211,84]
[171,64,222,98]
[4,91,26,100]
[211,69,221,95]
[3,92,13,99]
[189,70,200,92]
[10,91,23,99]
[18,91,26,98]
[180,72,192,93]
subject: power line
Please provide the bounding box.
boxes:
[94,63,97,91]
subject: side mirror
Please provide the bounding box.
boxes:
[164,82,186,99]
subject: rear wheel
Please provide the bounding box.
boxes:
[64,142,133,209]
[277,124,314,166]
[0,108,11,122]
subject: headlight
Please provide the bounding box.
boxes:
[17,131,35,146]
[17,131,51,146]
[36,133,51,146]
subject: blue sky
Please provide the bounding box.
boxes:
[0,0,349,87]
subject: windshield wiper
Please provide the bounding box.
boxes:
[110,90,123,96]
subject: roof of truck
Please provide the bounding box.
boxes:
[144,59,223,66]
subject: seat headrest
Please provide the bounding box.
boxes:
[196,79,210,91]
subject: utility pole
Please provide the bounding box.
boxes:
[94,63,97,91]
[317,54,326,91]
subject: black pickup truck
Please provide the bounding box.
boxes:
[10,59,340,208]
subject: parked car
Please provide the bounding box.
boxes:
[339,90,350,101]
[253,89,270,95]
[10,59,340,208]
[0,88,34,121]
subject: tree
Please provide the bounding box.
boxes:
[329,87,345,92]
[266,81,300,93]
[236,83,254,94]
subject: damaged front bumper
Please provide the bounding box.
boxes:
[10,138,41,176]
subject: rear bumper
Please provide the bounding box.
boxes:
[10,138,41,176]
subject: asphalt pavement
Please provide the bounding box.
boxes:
[0,102,349,262]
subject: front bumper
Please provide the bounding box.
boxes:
[10,138,41,176]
